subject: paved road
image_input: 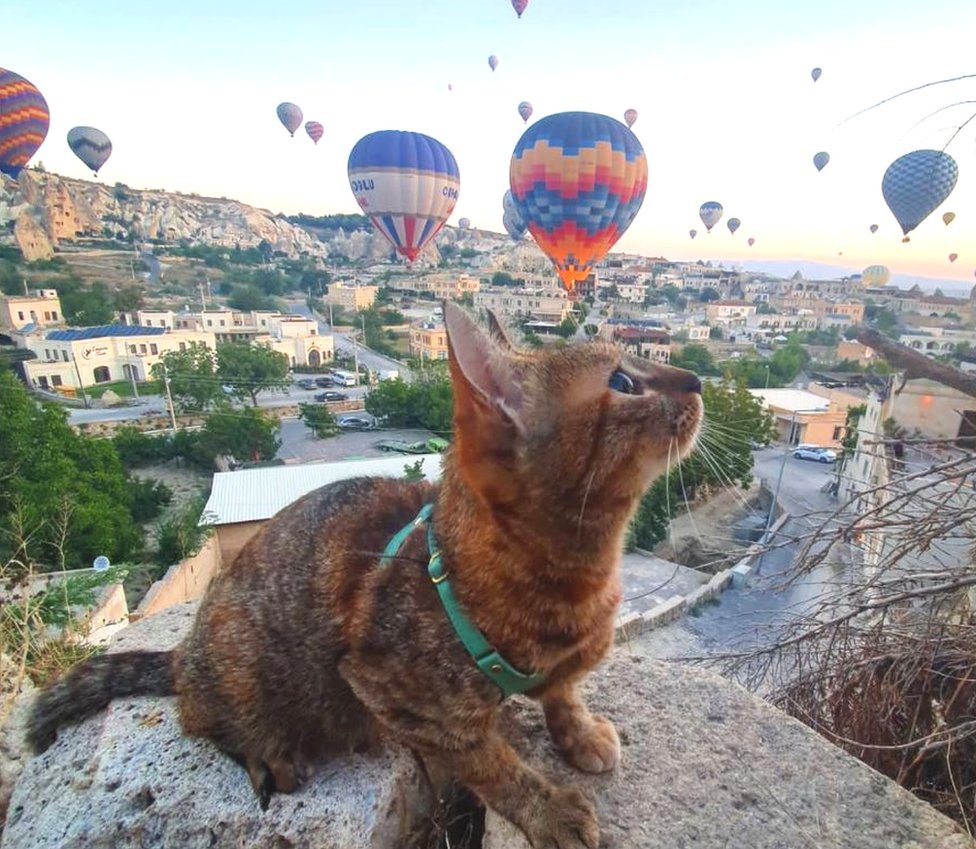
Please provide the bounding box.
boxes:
[68,377,369,426]
[632,444,845,671]
[277,423,437,465]
[288,302,413,380]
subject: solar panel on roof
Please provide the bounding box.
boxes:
[47,325,167,341]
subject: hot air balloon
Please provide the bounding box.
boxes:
[881,149,958,237]
[943,212,955,226]
[861,265,890,287]
[66,126,112,176]
[518,101,533,123]
[458,217,471,230]
[727,218,741,235]
[503,208,527,241]
[689,229,697,240]
[510,112,647,293]
[811,67,822,82]
[747,237,755,247]
[699,202,723,233]
[488,55,499,72]
[305,121,324,145]
[348,130,460,262]
[511,0,528,18]
[624,109,637,128]
[813,151,830,172]
[276,103,303,137]
[870,224,879,234]
[949,253,958,263]
[0,68,50,179]
[448,84,453,91]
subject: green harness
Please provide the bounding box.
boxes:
[380,503,546,698]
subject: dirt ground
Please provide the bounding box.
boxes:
[653,479,770,573]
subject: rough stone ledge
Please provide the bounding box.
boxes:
[5,602,973,849]
[485,652,973,849]
[1,603,433,849]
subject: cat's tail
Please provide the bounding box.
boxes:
[27,651,176,753]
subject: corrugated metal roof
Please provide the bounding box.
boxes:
[47,325,168,341]
[202,454,445,526]
[749,388,830,414]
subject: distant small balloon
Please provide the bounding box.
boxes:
[511,0,529,17]
[448,83,453,91]
[949,253,958,263]
[813,151,830,172]
[727,217,741,235]
[458,217,471,230]
[305,121,324,145]
[747,237,755,247]
[689,229,697,240]
[943,211,955,226]
[699,201,723,233]
[67,126,112,176]
[624,109,638,128]
[518,101,533,123]
[869,224,879,234]
[862,265,890,286]
[811,67,822,82]
[276,102,303,137]
[488,55,499,72]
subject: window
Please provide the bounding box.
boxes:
[832,426,843,441]
[146,319,152,326]
[220,320,225,327]
[62,351,68,362]
[52,375,63,387]
[129,344,137,354]
[44,348,50,360]
[179,342,186,352]
[150,343,158,355]
[38,376,49,389]
[44,311,51,320]
[51,311,58,321]
[17,311,24,321]
[93,366,111,383]
[207,319,213,326]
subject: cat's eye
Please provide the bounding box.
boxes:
[608,370,637,394]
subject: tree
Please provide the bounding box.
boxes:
[227,284,278,312]
[365,374,453,433]
[197,406,281,465]
[299,402,339,438]
[0,371,144,570]
[151,343,221,413]
[491,271,516,288]
[217,343,290,407]
[627,378,773,550]
[669,343,717,375]
[403,459,426,482]
[699,287,721,302]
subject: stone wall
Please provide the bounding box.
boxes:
[132,535,222,621]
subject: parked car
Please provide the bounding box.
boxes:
[315,376,335,388]
[426,437,449,453]
[376,439,428,455]
[792,446,837,463]
[314,391,348,402]
[295,378,316,390]
[337,415,376,430]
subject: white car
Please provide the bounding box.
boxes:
[793,446,837,463]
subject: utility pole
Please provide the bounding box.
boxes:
[162,361,178,433]
[127,354,140,399]
[198,282,206,312]
[71,353,91,409]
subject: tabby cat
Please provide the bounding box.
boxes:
[28,303,702,849]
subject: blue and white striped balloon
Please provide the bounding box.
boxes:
[348,130,460,262]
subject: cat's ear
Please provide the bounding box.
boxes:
[444,303,523,429]
[485,309,518,352]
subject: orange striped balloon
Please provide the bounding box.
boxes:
[0,68,50,178]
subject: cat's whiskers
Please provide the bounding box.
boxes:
[675,443,704,549]
[692,431,765,520]
[577,468,598,542]
[665,438,674,546]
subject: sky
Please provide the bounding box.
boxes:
[7,0,976,287]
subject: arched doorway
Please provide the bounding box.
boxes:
[122,363,138,380]
[93,365,111,383]
[308,349,321,367]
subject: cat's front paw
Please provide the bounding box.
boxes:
[520,785,599,849]
[555,714,620,774]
